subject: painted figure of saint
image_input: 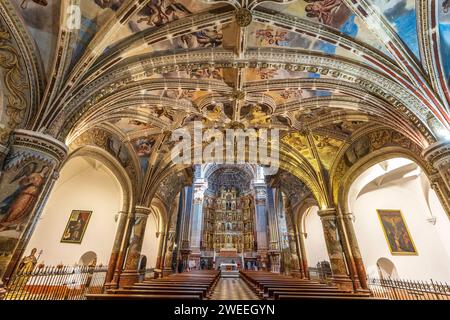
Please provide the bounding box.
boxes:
[304,0,342,26]
[0,162,50,231]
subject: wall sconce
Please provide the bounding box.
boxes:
[426,216,437,225]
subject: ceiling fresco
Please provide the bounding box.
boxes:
[10,0,61,75]
[438,0,450,89]
[259,0,392,57]
[1,0,449,207]
[367,0,420,60]
[73,0,217,60]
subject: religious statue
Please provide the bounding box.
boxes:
[17,248,39,274]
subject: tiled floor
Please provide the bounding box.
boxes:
[210,277,259,300]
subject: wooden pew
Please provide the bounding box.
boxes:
[87,270,219,300]
[240,270,374,300]
[86,293,201,300]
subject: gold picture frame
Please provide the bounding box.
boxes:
[376,209,417,256]
[60,210,92,244]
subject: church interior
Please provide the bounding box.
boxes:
[0,0,450,301]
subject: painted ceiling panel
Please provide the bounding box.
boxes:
[247,22,372,66]
[10,0,61,75]
[437,0,450,90]
[260,0,392,58]
[367,0,420,60]
[71,0,222,65]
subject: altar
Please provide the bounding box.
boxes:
[219,263,239,278]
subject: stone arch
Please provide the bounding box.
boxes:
[336,147,448,217]
[78,251,97,266]
[66,145,134,214]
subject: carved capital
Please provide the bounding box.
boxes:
[134,206,152,218]
[423,140,450,170]
[317,208,338,220]
[10,129,68,166]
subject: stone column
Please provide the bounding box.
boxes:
[153,231,166,278]
[0,129,68,283]
[119,206,151,287]
[423,141,450,216]
[296,230,310,279]
[317,208,353,291]
[162,195,181,276]
[267,188,282,273]
[342,212,368,290]
[189,180,207,268]
[335,212,360,291]
[179,187,192,271]
[253,182,269,270]
[104,210,129,289]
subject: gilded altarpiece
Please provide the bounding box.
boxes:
[201,187,255,258]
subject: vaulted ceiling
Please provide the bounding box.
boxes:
[1,0,449,207]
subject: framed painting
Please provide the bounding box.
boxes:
[60,210,92,244]
[376,209,417,256]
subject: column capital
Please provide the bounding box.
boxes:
[134,206,152,217]
[341,212,355,221]
[317,208,337,219]
[12,129,68,163]
[423,140,450,169]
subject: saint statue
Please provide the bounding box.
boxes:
[17,248,38,274]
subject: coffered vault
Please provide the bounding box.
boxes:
[1,0,450,212]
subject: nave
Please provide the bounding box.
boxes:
[1,0,450,302]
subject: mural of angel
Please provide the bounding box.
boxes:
[190,68,222,80]
[0,162,50,231]
[180,28,223,48]
[203,103,229,124]
[255,28,289,46]
[149,106,174,122]
[247,105,272,125]
[304,0,342,26]
[94,0,124,11]
[279,88,303,100]
[137,0,191,27]
[163,88,195,100]
[257,68,278,80]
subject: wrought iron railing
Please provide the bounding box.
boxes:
[368,277,450,300]
[4,265,107,300]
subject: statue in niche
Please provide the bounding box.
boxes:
[231,202,236,210]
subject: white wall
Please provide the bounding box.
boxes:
[349,158,450,282]
[303,206,329,267]
[25,157,122,266]
[141,212,159,269]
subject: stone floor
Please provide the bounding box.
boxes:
[209,277,259,300]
